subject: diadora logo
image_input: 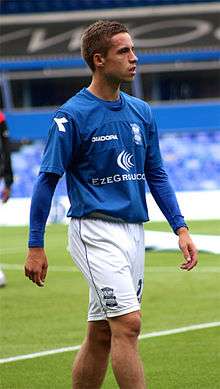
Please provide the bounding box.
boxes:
[117,150,134,172]
[54,117,68,132]
[92,134,118,143]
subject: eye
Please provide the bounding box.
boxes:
[119,47,129,54]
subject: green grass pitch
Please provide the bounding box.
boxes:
[0,220,220,388]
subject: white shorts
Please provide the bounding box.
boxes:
[68,218,145,321]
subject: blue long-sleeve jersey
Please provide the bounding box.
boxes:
[29,88,187,247]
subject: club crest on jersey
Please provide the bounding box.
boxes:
[130,123,142,145]
[101,287,118,307]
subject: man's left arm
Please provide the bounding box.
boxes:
[145,118,198,270]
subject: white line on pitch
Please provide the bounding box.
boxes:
[139,321,220,339]
[0,345,81,364]
[1,321,220,364]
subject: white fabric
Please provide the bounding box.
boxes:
[68,218,145,321]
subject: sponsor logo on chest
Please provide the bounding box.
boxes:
[91,149,145,186]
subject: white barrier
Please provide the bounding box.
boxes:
[144,230,220,254]
[146,190,220,221]
[0,198,31,226]
[0,190,220,226]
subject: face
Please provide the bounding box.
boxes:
[97,32,138,83]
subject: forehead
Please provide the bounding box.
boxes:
[110,32,134,49]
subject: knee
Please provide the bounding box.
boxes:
[110,311,142,340]
[122,313,141,338]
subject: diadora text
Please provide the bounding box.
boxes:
[91,134,118,142]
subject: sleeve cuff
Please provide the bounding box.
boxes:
[174,223,189,235]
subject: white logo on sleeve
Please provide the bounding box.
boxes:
[117,150,134,172]
[54,117,68,132]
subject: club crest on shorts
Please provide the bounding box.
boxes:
[101,287,118,307]
[130,123,142,145]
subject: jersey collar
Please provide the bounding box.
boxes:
[82,88,125,111]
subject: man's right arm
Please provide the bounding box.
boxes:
[24,172,60,287]
[25,110,79,286]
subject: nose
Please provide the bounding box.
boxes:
[129,51,138,64]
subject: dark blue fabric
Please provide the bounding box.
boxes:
[28,172,59,247]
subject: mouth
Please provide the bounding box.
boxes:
[128,66,136,75]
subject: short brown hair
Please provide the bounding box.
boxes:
[81,20,129,71]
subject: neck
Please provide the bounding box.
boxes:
[88,75,120,101]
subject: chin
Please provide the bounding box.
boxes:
[122,76,135,82]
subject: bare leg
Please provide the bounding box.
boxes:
[109,311,146,389]
[72,320,111,389]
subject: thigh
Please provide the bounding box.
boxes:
[87,320,111,343]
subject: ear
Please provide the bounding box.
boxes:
[93,53,105,69]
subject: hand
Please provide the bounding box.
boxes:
[177,227,198,271]
[1,187,11,203]
[24,248,48,287]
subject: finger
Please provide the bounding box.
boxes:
[35,274,44,287]
[181,245,190,260]
[24,268,29,277]
[33,271,44,286]
[36,280,44,287]
[180,254,190,267]
[24,264,31,277]
[189,249,198,263]
[27,268,40,283]
[24,263,35,278]
[41,264,48,283]
[187,258,198,271]
[28,271,35,282]
[28,270,33,278]
[180,257,197,271]
[187,249,198,270]
[29,270,44,287]
[180,263,192,270]
[180,263,190,270]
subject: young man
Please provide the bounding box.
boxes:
[25,21,198,389]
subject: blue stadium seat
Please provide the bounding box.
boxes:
[160,131,220,191]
